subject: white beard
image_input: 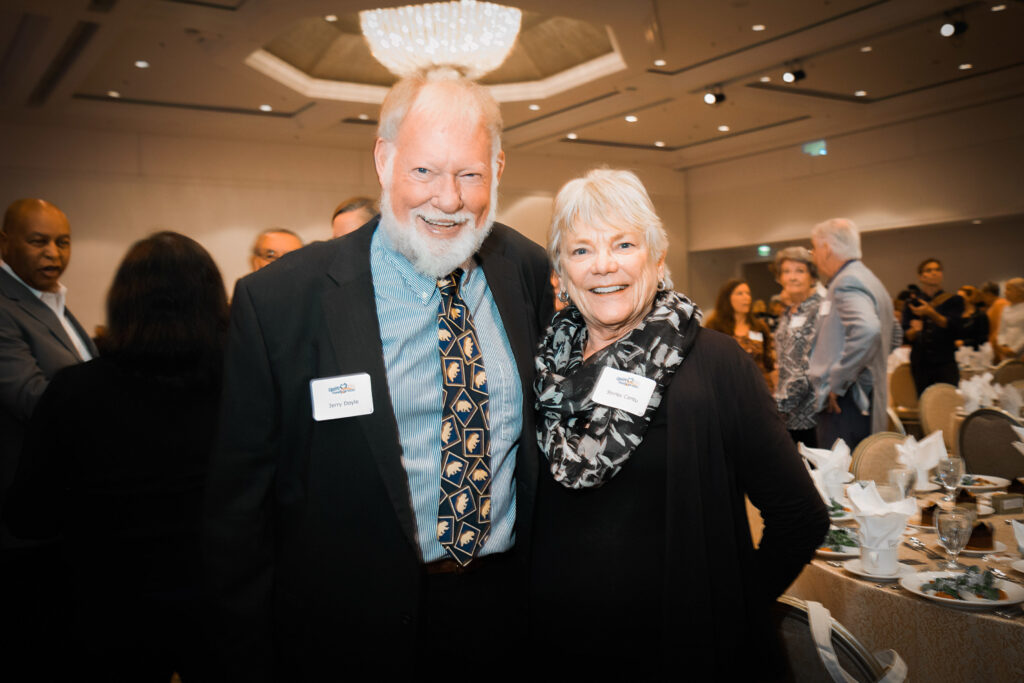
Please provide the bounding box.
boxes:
[378,165,498,279]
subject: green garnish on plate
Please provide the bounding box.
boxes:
[822,528,858,551]
[828,498,846,517]
[921,566,1003,601]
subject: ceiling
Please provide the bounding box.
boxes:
[2,0,1023,171]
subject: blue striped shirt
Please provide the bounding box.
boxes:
[370,225,522,562]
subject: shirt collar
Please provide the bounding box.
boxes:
[0,259,67,305]
[373,219,477,306]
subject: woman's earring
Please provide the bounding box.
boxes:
[557,289,569,303]
[657,278,667,291]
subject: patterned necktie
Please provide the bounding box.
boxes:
[435,268,491,565]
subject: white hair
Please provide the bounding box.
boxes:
[812,218,862,260]
[548,168,672,288]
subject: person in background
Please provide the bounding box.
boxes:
[331,196,377,238]
[996,277,1024,361]
[0,197,98,681]
[773,246,823,447]
[705,278,775,389]
[250,227,303,271]
[956,285,989,351]
[532,168,826,680]
[807,218,893,450]
[901,258,963,394]
[981,280,1011,360]
[765,293,786,333]
[6,231,228,682]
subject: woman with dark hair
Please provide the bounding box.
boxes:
[705,278,775,388]
[957,285,990,351]
[6,231,227,682]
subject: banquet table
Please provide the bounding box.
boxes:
[784,507,1024,682]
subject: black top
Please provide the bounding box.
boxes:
[902,289,965,364]
[960,310,990,351]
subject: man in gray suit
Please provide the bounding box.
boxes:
[807,218,893,449]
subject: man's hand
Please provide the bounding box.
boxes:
[826,392,841,414]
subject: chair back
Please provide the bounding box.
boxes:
[775,595,891,682]
[918,383,963,452]
[994,359,1024,386]
[851,432,907,483]
[959,408,1024,480]
[886,406,906,436]
[889,363,918,419]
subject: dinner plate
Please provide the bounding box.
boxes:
[900,571,1024,609]
[817,545,860,559]
[960,541,1007,557]
[914,481,940,493]
[842,559,916,581]
[960,475,1011,492]
[1012,560,1024,575]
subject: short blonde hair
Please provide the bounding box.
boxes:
[548,168,672,288]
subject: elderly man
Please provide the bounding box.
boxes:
[901,258,963,394]
[331,196,377,237]
[249,227,303,271]
[0,197,97,679]
[807,218,893,449]
[205,68,552,680]
[996,277,1024,361]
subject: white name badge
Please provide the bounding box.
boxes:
[310,373,374,421]
[748,330,764,342]
[590,367,656,418]
[789,315,806,329]
[819,300,832,316]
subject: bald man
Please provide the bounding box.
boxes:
[1,198,97,678]
[250,228,303,272]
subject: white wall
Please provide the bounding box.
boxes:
[0,121,686,333]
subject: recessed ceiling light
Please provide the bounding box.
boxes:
[972,219,983,224]
[107,90,120,98]
[860,45,873,53]
[567,133,578,140]
[959,63,973,70]
[325,14,339,22]
[134,59,149,69]
[259,104,273,112]
[991,4,1006,12]
[624,115,638,123]
[759,76,771,83]
[940,21,967,38]
[653,59,666,67]
[528,104,540,111]
[854,90,867,97]
[783,69,806,83]
[703,91,725,105]
[654,141,665,148]
[752,24,766,32]
[717,125,730,132]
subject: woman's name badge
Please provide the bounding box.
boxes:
[310,373,374,421]
[789,315,806,328]
[819,300,832,316]
[591,367,656,417]
[748,330,764,342]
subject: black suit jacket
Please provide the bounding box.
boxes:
[0,267,97,549]
[204,219,552,679]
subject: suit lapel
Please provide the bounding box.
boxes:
[320,220,421,553]
[0,269,83,359]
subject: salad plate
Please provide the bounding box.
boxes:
[842,559,915,581]
[817,528,860,558]
[959,475,1011,493]
[900,569,1024,609]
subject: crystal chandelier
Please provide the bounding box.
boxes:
[360,0,522,79]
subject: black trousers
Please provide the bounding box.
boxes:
[816,391,871,451]
[910,354,959,396]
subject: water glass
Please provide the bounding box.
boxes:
[935,457,965,503]
[935,507,972,571]
[888,468,916,499]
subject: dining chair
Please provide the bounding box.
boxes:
[775,595,904,682]
[959,408,1024,480]
[888,363,919,427]
[993,359,1024,386]
[885,406,906,436]
[850,432,907,484]
[918,382,962,452]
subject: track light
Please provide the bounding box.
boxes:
[703,88,725,105]
[782,68,806,83]
[940,20,967,37]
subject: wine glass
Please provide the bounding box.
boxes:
[888,468,916,499]
[935,507,973,571]
[935,457,965,503]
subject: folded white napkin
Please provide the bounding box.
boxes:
[996,383,1023,417]
[895,431,945,488]
[959,372,999,414]
[799,439,854,502]
[1010,520,1024,554]
[846,481,917,548]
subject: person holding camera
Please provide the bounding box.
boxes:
[901,258,963,394]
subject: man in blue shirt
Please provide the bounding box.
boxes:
[205,67,552,680]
